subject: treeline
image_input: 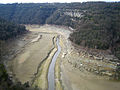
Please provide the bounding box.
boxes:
[0,3,57,24]
[0,17,26,40]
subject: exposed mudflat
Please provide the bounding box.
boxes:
[8,34,55,83]
[5,24,120,90]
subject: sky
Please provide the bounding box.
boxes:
[0,0,119,4]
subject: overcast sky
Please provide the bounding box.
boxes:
[0,0,119,4]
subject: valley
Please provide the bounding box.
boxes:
[0,2,120,90]
[4,25,120,90]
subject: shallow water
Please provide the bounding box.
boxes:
[48,38,61,90]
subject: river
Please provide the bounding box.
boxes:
[48,37,61,90]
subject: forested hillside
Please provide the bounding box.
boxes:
[0,2,120,59]
[46,2,120,48]
[47,2,120,59]
[0,3,57,24]
[0,18,26,40]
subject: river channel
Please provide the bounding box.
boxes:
[48,37,61,90]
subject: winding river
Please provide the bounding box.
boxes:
[48,37,61,90]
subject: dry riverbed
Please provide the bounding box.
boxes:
[5,24,120,90]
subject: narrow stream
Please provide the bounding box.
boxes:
[48,37,61,90]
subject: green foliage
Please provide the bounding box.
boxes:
[0,64,8,81]
[67,2,120,51]
[47,2,120,59]
[0,63,30,90]
[0,3,57,24]
[0,2,120,58]
[0,17,26,40]
[114,46,120,59]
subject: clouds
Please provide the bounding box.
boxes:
[0,0,119,4]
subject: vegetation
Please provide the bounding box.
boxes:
[0,2,120,89]
[46,2,120,59]
[0,17,26,40]
[0,18,27,89]
[69,2,120,48]
[0,3,57,24]
[0,63,29,90]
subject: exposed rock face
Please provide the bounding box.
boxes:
[64,12,83,18]
[63,9,84,18]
